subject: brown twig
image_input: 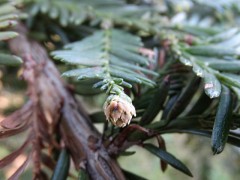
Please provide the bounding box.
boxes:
[5,23,125,179]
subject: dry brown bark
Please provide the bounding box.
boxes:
[1,23,125,180]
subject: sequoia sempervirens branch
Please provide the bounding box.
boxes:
[1,23,125,179]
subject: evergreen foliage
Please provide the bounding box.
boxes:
[52,29,156,96]
[0,2,22,65]
[0,0,240,179]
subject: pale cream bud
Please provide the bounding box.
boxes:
[103,94,136,127]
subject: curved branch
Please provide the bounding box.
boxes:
[8,23,125,179]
